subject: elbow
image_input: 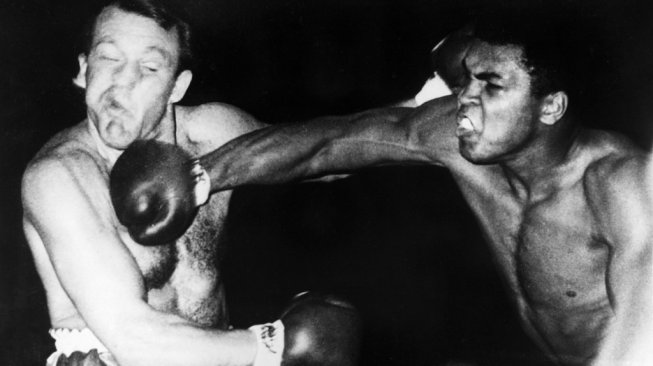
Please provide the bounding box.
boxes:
[307,140,337,177]
[94,311,178,366]
[109,333,176,366]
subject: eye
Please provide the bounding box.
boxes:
[486,83,502,91]
[94,50,120,62]
[98,54,118,61]
[141,62,161,73]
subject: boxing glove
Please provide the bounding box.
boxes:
[414,25,474,106]
[249,292,362,366]
[109,140,210,245]
[429,24,474,93]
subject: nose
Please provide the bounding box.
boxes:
[112,62,139,88]
[457,79,480,106]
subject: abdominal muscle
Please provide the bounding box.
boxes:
[516,295,613,364]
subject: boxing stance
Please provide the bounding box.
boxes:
[21,1,361,365]
[112,11,652,366]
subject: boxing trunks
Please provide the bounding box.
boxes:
[46,328,118,366]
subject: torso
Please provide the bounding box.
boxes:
[445,130,637,365]
[121,184,232,328]
[25,104,260,331]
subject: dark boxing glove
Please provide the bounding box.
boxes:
[415,25,474,105]
[249,292,362,366]
[429,24,474,93]
[109,140,210,245]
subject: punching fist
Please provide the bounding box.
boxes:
[429,24,474,93]
[414,24,474,106]
[249,292,362,366]
[109,140,210,246]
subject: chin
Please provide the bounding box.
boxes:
[459,143,500,165]
[100,130,137,150]
[98,121,141,150]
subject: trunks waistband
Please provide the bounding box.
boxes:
[49,328,108,356]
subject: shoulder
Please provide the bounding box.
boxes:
[583,129,645,192]
[582,129,649,244]
[176,103,266,152]
[23,126,107,214]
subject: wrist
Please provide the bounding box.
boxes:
[248,320,285,366]
[190,158,211,206]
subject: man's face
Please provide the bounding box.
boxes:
[456,40,540,164]
[76,6,187,150]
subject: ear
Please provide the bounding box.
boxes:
[539,91,568,126]
[72,54,88,89]
[169,70,193,104]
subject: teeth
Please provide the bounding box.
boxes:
[458,117,475,132]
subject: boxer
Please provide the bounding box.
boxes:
[22,1,361,365]
[113,8,652,366]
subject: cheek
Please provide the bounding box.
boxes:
[139,89,172,125]
[136,77,175,104]
[84,67,118,103]
[482,99,535,145]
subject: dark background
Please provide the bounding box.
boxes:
[1,0,653,365]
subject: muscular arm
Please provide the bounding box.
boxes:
[22,154,257,366]
[585,155,653,365]
[200,95,459,192]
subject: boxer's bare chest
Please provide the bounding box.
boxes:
[118,136,231,287]
[117,181,231,326]
[453,166,613,359]
[118,192,229,287]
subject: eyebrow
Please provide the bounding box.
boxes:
[91,38,115,50]
[462,59,503,81]
[475,71,503,81]
[91,40,172,62]
[143,46,172,62]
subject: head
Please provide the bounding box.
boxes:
[73,0,194,150]
[455,10,574,164]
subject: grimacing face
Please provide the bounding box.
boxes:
[74,6,191,150]
[455,40,541,164]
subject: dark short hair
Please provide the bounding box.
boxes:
[471,4,579,99]
[81,0,194,74]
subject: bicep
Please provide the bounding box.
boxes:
[395,94,459,165]
[197,103,269,148]
[585,156,652,311]
[306,96,457,172]
[585,157,653,364]
[22,159,147,329]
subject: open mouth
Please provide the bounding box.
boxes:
[103,97,132,120]
[456,115,477,137]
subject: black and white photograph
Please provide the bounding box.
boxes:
[1,0,652,365]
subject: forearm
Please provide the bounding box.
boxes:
[199,107,426,192]
[102,307,258,366]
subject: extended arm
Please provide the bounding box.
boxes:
[196,23,471,191]
[109,96,459,245]
[586,156,653,365]
[200,95,459,192]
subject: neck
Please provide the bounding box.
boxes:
[141,106,179,145]
[501,124,579,202]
